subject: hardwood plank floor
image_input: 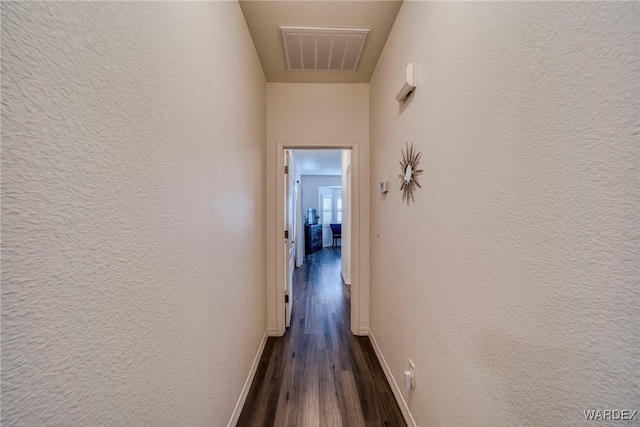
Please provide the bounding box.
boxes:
[237,247,406,427]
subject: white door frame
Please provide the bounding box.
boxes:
[268,139,368,336]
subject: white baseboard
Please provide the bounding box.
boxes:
[267,327,279,337]
[368,329,417,427]
[227,329,268,427]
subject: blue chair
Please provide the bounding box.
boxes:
[330,224,341,247]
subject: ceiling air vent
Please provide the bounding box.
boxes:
[280,26,370,72]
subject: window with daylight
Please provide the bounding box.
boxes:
[322,195,332,224]
[319,187,343,225]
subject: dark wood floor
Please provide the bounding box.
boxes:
[237,247,406,427]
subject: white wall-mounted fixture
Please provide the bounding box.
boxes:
[404,370,413,390]
[404,359,415,390]
[396,63,416,102]
[380,180,389,193]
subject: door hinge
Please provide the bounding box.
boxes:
[284,230,289,239]
[284,165,289,174]
[285,294,289,303]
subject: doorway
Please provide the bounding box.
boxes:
[269,140,367,337]
[285,149,345,330]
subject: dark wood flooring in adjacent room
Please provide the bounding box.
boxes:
[237,247,406,427]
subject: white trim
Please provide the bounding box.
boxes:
[227,330,268,427]
[368,329,417,427]
[271,140,366,336]
[267,327,279,337]
[341,270,351,286]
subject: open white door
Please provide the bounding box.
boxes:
[284,150,295,328]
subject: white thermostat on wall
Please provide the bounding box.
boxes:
[396,63,416,102]
[380,180,389,193]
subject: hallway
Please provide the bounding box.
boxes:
[237,248,406,426]
[2,2,636,425]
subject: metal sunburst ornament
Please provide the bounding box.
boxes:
[398,142,423,204]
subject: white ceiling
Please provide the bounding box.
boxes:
[293,149,343,175]
[239,0,403,83]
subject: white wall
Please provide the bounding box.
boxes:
[1,2,266,425]
[266,83,370,334]
[370,2,638,426]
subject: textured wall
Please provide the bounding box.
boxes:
[1,2,266,425]
[267,83,368,141]
[370,2,638,425]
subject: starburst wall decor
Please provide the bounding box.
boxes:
[398,142,423,204]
